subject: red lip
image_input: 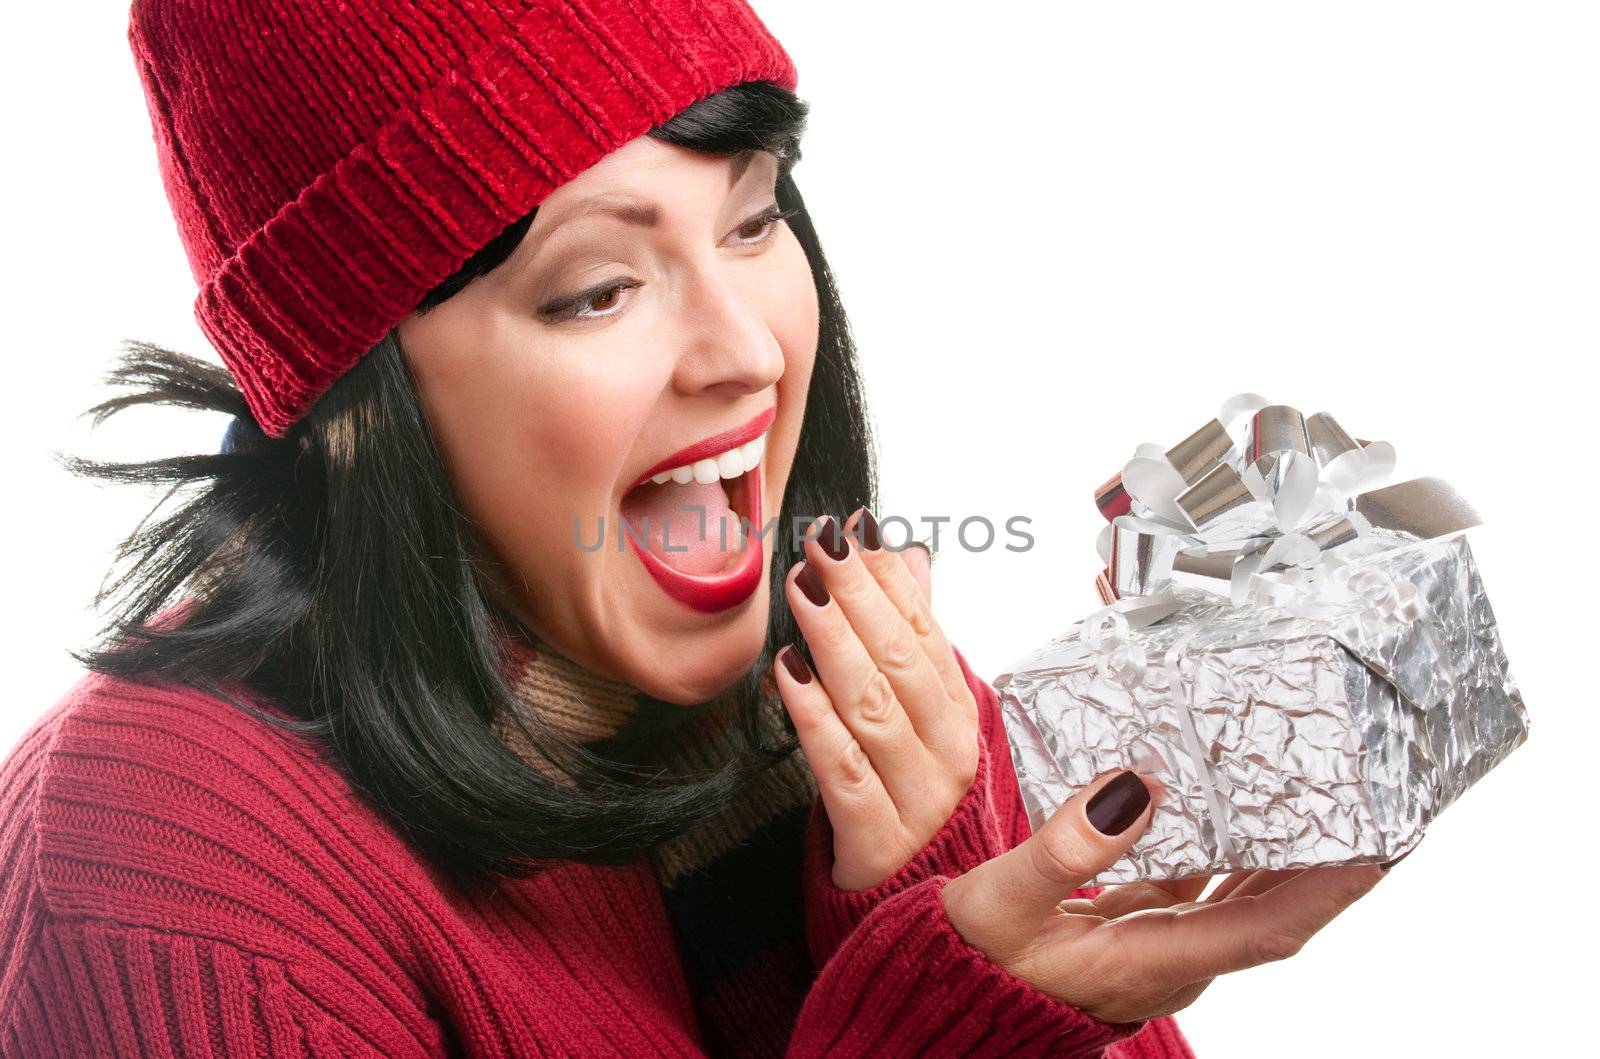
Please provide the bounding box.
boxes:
[627,406,777,492]
[625,462,765,613]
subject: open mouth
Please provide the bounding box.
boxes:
[618,407,774,613]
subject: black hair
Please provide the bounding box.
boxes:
[59,80,878,886]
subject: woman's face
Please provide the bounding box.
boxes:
[396,136,819,704]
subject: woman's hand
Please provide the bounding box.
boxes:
[773,509,979,892]
[940,768,1389,1024]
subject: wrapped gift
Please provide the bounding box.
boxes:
[992,395,1529,884]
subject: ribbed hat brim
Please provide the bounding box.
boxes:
[185,1,797,437]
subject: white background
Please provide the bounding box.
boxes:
[5,2,1595,1055]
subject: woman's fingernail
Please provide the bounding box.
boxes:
[795,561,830,607]
[858,508,882,550]
[1379,848,1414,872]
[816,515,850,562]
[779,644,813,684]
[1086,770,1151,836]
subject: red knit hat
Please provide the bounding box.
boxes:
[128,1,799,438]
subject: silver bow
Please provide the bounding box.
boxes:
[1094,393,1407,608]
[1084,394,1482,692]
[1073,395,1487,871]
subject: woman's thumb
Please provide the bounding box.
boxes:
[944,769,1157,949]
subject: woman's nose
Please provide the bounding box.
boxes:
[669,268,786,398]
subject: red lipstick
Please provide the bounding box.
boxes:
[622,407,774,614]
[626,464,765,613]
[627,407,776,492]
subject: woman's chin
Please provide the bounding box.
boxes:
[634,605,772,705]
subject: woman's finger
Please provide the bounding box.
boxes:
[1109,862,1385,983]
[1206,868,1305,903]
[1088,874,1213,922]
[841,509,972,713]
[1145,874,1213,905]
[899,539,932,602]
[785,552,938,813]
[1203,868,1306,904]
[771,642,899,880]
[800,516,966,769]
[1090,880,1186,919]
[1201,869,1261,904]
[1054,898,1099,916]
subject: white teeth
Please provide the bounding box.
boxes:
[692,458,721,484]
[644,430,769,489]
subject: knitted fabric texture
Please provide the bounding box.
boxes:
[127,0,799,437]
[0,605,1195,1055]
[490,631,821,1051]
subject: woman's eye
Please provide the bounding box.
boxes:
[729,204,799,247]
[538,205,797,323]
[575,285,629,319]
[539,279,642,322]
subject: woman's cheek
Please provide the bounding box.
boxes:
[780,249,821,429]
[777,234,821,362]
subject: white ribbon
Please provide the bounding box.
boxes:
[1163,624,1241,868]
[1102,394,1402,609]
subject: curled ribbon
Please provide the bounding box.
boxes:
[1080,595,1186,689]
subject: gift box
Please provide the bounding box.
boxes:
[992,396,1529,884]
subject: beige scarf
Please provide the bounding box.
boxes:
[488,628,819,887]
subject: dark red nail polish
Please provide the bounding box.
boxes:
[1085,771,1150,836]
[816,516,850,561]
[795,562,830,607]
[779,644,813,684]
[858,509,882,550]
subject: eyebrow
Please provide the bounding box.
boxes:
[521,149,761,259]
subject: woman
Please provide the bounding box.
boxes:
[0,2,1386,1055]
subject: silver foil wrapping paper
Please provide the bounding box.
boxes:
[995,529,1528,884]
[996,386,1533,887]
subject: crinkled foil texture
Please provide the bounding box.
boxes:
[993,533,1528,884]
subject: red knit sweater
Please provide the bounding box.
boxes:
[0,645,1194,1057]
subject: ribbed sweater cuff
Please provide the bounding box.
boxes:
[789,875,1143,1058]
[801,713,1010,971]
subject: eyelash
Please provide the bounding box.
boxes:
[537,204,800,322]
